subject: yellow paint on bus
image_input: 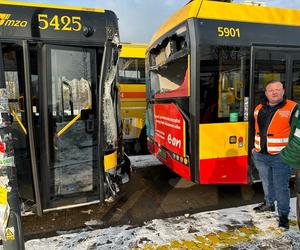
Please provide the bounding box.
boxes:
[118,83,146,96]
[149,0,300,47]
[118,43,147,147]
[199,122,248,159]
[104,151,117,171]
[120,43,147,58]
[0,0,105,12]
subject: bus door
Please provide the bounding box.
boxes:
[0,42,41,213]
[41,45,99,208]
[250,46,300,180]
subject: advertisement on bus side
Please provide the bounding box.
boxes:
[153,103,185,157]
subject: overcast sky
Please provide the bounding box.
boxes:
[15,0,300,43]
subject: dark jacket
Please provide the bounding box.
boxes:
[280,104,300,169]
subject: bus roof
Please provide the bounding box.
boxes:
[149,0,300,47]
[120,43,147,58]
[0,0,105,13]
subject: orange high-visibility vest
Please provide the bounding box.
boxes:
[254,99,297,155]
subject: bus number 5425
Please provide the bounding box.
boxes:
[217,27,240,38]
[38,14,82,31]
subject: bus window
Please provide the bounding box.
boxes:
[151,57,187,93]
[61,77,92,118]
[49,47,95,196]
[253,50,286,107]
[118,58,145,84]
[200,46,250,123]
[5,72,21,112]
[149,29,189,97]
[3,49,22,114]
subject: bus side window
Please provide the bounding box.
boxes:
[218,69,243,118]
[200,46,250,123]
[149,28,189,96]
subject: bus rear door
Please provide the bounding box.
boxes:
[250,46,300,180]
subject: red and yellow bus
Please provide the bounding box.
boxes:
[0,1,127,215]
[118,43,148,154]
[146,0,300,184]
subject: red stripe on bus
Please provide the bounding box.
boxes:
[120,92,146,98]
[199,156,248,184]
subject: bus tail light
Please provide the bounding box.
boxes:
[183,157,188,165]
[171,152,189,166]
[180,156,183,163]
[238,136,244,148]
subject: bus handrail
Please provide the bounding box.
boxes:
[11,108,27,135]
[56,104,91,138]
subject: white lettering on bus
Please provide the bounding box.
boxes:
[167,134,181,149]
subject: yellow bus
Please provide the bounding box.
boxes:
[0,1,128,215]
[118,43,148,154]
[146,0,300,184]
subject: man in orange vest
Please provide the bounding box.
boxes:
[252,79,297,229]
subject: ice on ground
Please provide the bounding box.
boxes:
[25,198,300,250]
[129,155,162,169]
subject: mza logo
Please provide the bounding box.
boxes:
[0,13,28,27]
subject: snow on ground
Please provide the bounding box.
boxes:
[129,155,162,169]
[25,198,300,249]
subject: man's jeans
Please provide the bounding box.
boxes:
[252,151,291,216]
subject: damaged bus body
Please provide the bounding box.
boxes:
[146,0,300,184]
[0,1,128,215]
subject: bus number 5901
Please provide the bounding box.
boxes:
[217,27,240,38]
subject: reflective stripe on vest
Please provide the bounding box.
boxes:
[267,146,286,153]
[254,135,261,150]
[254,99,297,154]
[267,138,289,143]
